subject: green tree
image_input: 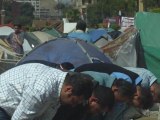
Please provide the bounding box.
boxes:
[87,0,137,25]
[21,2,34,17]
[63,6,80,22]
[3,1,12,23]
[144,0,160,11]
[3,1,34,25]
[17,2,34,25]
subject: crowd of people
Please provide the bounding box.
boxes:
[0,20,159,120]
[0,61,159,120]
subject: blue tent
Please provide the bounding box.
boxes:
[88,28,108,42]
[17,38,111,67]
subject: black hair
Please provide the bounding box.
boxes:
[113,78,136,99]
[76,20,87,32]
[140,87,153,109]
[61,62,75,70]
[64,72,94,100]
[14,24,22,29]
[93,85,115,110]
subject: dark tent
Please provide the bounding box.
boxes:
[108,30,122,39]
[17,38,111,67]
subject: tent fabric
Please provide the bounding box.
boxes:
[23,31,55,53]
[135,12,160,82]
[17,38,111,67]
[135,33,147,68]
[94,37,110,48]
[32,31,56,42]
[63,23,76,33]
[42,28,62,37]
[94,34,113,48]
[102,27,138,67]
[23,32,41,49]
[88,29,108,42]
[108,31,122,39]
[0,26,14,36]
[0,39,21,74]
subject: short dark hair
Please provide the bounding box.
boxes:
[140,87,153,109]
[64,72,94,100]
[76,20,87,32]
[61,62,75,70]
[93,85,115,110]
[113,78,136,99]
[14,24,22,29]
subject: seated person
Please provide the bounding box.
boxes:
[68,20,92,42]
[53,85,115,120]
[124,67,160,103]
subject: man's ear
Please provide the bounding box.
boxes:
[112,86,118,92]
[89,96,99,104]
[64,85,73,96]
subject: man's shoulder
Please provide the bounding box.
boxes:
[8,32,14,37]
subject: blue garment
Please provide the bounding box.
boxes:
[74,63,141,85]
[68,31,92,42]
[110,72,142,85]
[124,67,157,88]
[110,72,132,84]
[82,71,115,88]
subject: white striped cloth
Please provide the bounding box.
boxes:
[0,63,67,120]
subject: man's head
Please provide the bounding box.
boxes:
[112,78,136,102]
[60,72,94,107]
[76,20,87,32]
[88,85,115,115]
[60,62,75,71]
[14,24,22,34]
[133,86,153,109]
[150,82,160,103]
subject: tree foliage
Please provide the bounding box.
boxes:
[21,3,34,17]
[3,1,34,25]
[87,0,159,25]
[62,6,80,22]
[55,2,65,10]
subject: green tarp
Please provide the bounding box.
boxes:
[42,28,62,37]
[135,12,160,82]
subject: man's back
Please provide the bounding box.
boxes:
[68,20,92,42]
[68,30,92,42]
[124,67,157,87]
[0,63,67,119]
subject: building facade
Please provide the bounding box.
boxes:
[7,0,96,20]
[15,0,57,19]
[39,0,57,19]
